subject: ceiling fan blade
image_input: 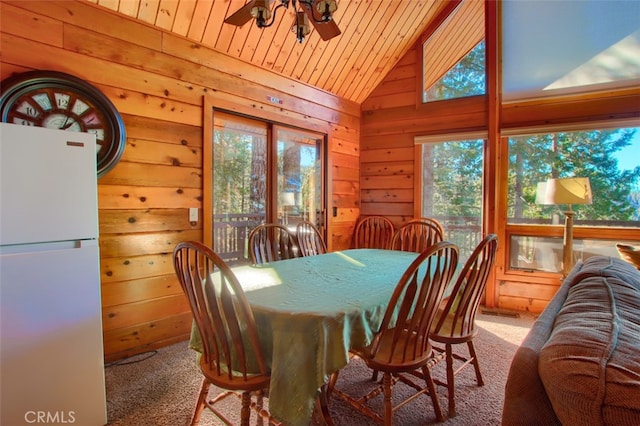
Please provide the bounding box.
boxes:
[310,18,341,41]
[302,4,341,41]
[224,1,256,26]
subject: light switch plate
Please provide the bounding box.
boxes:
[189,207,198,222]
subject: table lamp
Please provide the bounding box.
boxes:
[280,192,296,223]
[543,177,592,276]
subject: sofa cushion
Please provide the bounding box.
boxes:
[538,257,640,425]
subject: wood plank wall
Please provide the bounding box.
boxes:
[0,0,360,361]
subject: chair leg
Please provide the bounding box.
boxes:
[240,392,251,426]
[191,378,211,426]
[420,365,445,422]
[467,341,484,386]
[445,344,456,417]
[256,391,264,426]
[382,373,393,426]
[327,370,339,399]
[316,384,335,426]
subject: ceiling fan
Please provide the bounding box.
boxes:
[225,0,341,43]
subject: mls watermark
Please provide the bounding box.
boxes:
[24,411,76,424]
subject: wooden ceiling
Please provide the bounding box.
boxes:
[86,0,452,104]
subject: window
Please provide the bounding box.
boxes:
[212,111,326,264]
[424,41,486,102]
[507,127,640,225]
[507,126,640,272]
[417,135,485,260]
[502,0,640,101]
[422,0,485,103]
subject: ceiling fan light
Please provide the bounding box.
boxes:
[315,0,337,21]
[291,11,311,43]
[251,0,272,25]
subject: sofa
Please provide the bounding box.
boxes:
[502,255,640,425]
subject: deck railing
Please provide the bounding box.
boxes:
[213,214,484,263]
[213,213,264,264]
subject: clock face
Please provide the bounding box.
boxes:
[0,71,126,178]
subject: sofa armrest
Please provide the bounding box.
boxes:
[502,262,585,425]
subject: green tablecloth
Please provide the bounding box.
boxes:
[190,248,419,426]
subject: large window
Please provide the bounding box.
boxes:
[507,126,640,272]
[507,127,640,225]
[212,111,326,264]
[418,136,485,260]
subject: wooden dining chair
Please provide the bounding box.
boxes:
[390,219,444,253]
[173,241,280,426]
[408,217,445,238]
[328,242,460,425]
[296,220,327,257]
[430,234,498,417]
[353,215,395,249]
[248,223,298,265]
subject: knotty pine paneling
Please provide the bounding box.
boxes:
[1,0,360,361]
[101,275,183,307]
[362,189,414,204]
[104,312,195,361]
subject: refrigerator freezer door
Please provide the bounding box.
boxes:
[0,123,98,245]
[0,242,107,425]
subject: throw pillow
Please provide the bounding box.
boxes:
[616,243,640,270]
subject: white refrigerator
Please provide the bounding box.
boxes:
[0,123,107,425]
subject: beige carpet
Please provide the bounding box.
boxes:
[105,310,536,425]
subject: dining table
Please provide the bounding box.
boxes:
[189,248,439,426]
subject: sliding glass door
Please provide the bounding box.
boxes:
[212,112,325,264]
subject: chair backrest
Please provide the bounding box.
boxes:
[353,215,395,249]
[248,223,298,264]
[408,217,445,238]
[296,221,327,257]
[173,241,267,381]
[390,220,444,253]
[368,242,459,367]
[432,234,498,339]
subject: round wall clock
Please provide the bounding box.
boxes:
[0,70,126,178]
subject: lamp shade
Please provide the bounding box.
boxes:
[280,192,296,206]
[535,181,549,205]
[544,177,592,206]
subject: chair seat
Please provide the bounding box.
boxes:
[199,358,271,392]
[354,329,435,372]
[431,311,479,343]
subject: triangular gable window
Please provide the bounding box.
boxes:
[422,0,485,103]
[424,40,486,102]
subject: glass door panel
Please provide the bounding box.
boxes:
[275,126,324,234]
[213,112,267,264]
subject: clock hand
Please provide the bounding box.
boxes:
[59,116,69,129]
[61,117,75,130]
